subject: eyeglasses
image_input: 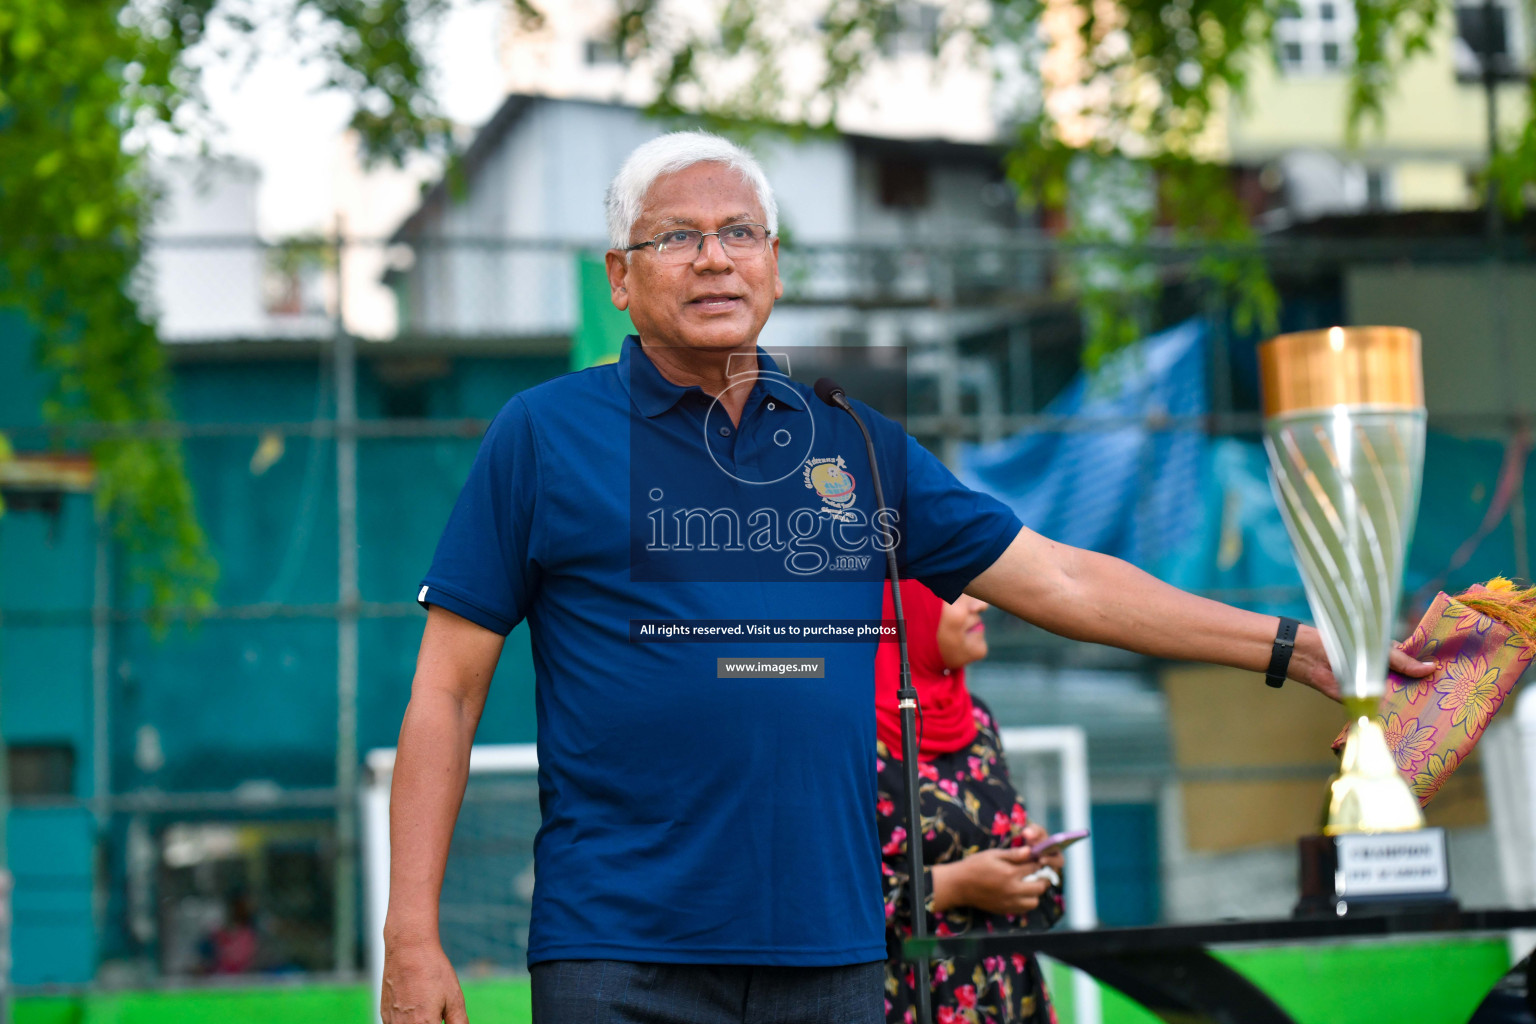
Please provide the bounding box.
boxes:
[622,223,772,263]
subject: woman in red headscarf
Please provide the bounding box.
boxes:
[875,579,1065,1024]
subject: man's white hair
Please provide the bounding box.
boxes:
[605,131,779,249]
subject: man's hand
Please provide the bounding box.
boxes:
[932,848,1049,917]
[380,939,468,1024]
[383,607,503,1024]
[1289,625,1436,701]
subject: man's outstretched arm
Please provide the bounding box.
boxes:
[966,526,1434,698]
[381,606,505,1024]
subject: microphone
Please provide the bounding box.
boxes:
[813,376,847,409]
[815,377,934,1024]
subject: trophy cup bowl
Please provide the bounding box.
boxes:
[1259,326,1426,837]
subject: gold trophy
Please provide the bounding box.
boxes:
[1261,328,1449,913]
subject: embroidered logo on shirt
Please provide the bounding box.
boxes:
[803,456,857,520]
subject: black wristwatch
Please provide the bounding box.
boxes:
[1266,617,1300,688]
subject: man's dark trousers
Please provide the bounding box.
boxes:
[530,960,885,1024]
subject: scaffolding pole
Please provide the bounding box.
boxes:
[90,506,111,969]
[0,666,11,1024]
[333,225,360,978]
[1478,0,1531,583]
[0,484,10,1024]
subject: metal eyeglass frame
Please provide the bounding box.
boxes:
[621,223,772,262]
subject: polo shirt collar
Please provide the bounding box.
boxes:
[619,335,807,418]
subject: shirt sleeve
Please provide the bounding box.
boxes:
[895,429,1023,603]
[418,396,542,635]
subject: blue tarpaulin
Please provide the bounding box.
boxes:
[957,318,1215,584]
[957,318,1532,621]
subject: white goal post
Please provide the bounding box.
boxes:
[361,728,1098,1024]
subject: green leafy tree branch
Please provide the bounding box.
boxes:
[606,0,1531,363]
[0,0,453,613]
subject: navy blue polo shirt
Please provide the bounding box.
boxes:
[420,335,1021,966]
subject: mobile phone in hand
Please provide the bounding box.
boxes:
[1028,829,1089,859]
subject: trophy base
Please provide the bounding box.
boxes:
[1294,830,1455,919]
[1294,892,1460,920]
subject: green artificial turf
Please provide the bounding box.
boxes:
[16,940,1513,1024]
[1048,936,1512,1024]
[15,978,533,1024]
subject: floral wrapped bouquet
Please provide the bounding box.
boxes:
[1332,578,1536,805]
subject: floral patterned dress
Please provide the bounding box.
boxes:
[877,699,1063,1024]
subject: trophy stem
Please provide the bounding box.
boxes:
[1325,698,1425,835]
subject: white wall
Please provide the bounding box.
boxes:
[145,159,333,341]
[145,160,272,341]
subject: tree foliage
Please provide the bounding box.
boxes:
[0,0,452,612]
[609,0,1533,361]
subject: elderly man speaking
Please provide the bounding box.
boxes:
[380,132,1431,1024]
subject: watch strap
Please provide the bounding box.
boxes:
[1266,617,1300,688]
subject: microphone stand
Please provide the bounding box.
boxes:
[817,380,934,1024]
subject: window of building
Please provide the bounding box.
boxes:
[381,381,429,419]
[1453,0,1528,81]
[879,2,942,56]
[584,36,622,66]
[1275,0,1356,74]
[0,453,94,544]
[1365,168,1391,210]
[158,821,336,975]
[373,357,448,418]
[878,157,931,209]
[7,744,76,798]
[0,487,63,520]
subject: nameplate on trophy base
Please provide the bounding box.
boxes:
[1295,828,1455,918]
[1336,829,1449,896]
